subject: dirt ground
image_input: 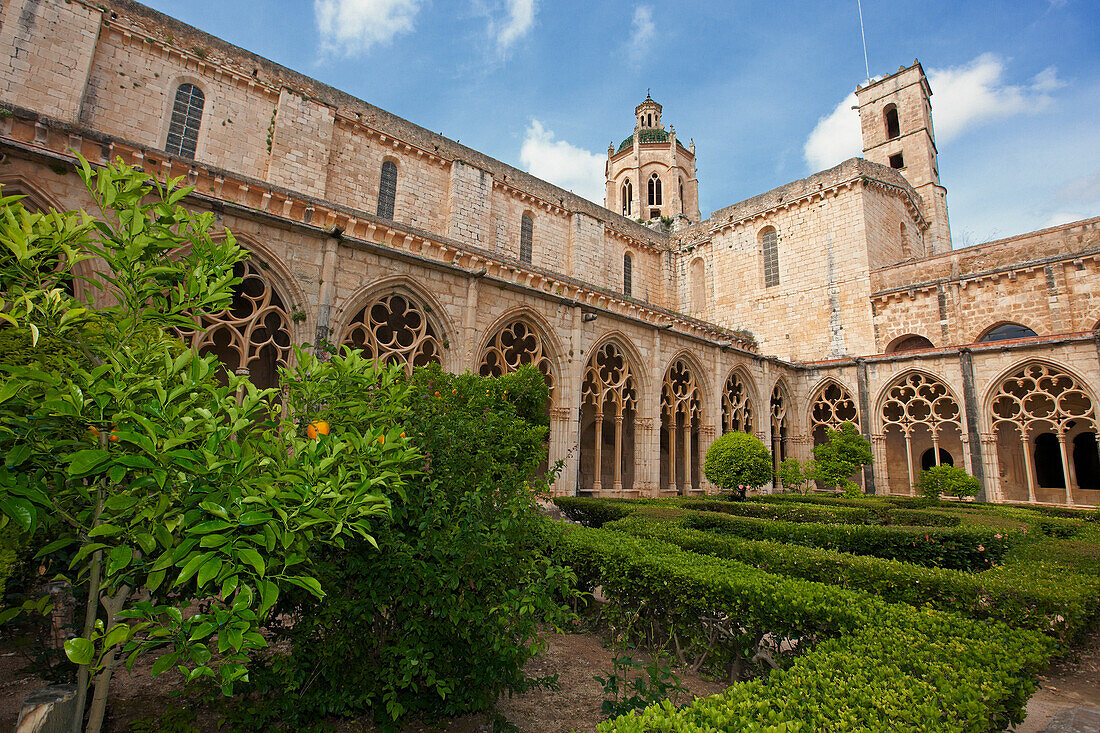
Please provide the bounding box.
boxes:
[1011,626,1100,733]
[2,626,1096,732]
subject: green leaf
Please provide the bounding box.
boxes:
[237,548,265,578]
[107,545,133,576]
[67,449,110,476]
[34,537,76,558]
[101,623,131,650]
[259,579,279,615]
[88,524,124,538]
[197,557,223,588]
[174,553,208,587]
[0,380,22,405]
[151,652,177,676]
[64,637,94,666]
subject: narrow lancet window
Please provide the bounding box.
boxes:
[165,83,205,159]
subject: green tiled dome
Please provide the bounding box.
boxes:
[616,128,671,153]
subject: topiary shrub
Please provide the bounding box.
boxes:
[917,464,981,501]
[703,431,772,501]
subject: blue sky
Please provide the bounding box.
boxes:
[143,0,1100,246]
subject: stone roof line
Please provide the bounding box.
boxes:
[0,108,757,353]
[91,0,666,247]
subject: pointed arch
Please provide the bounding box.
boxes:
[333,275,457,375]
[586,330,649,398]
[660,354,705,494]
[770,377,794,474]
[721,366,757,435]
[477,306,563,399]
[876,370,965,494]
[984,359,1099,506]
[808,377,859,446]
[580,338,639,494]
[175,243,296,390]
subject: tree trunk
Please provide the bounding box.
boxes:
[83,585,129,733]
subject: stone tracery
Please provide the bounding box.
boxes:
[478,319,554,396]
[581,342,637,492]
[721,371,754,434]
[661,358,702,493]
[990,362,1097,505]
[177,260,293,389]
[880,372,963,492]
[339,292,443,376]
[810,381,859,442]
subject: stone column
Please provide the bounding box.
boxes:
[314,234,340,352]
[959,348,988,501]
[981,432,1001,503]
[636,417,656,496]
[872,434,888,495]
[855,358,876,494]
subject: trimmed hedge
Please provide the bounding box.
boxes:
[674,499,878,525]
[553,496,634,527]
[599,614,1050,732]
[684,510,1022,570]
[609,515,1098,639]
[559,527,1053,732]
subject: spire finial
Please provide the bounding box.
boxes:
[646,88,651,100]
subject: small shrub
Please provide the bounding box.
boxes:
[917,465,981,501]
[776,458,815,494]
[703,432,772,500]
[811,422,873,494]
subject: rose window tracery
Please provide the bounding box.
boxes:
[881,373,961,437]
[811,381,859,432]
[991,363,1095,435]
[661,359,702,422]
[582,342,637,415]
[176,260,293,388]
[339,292,442,376]
[479,320,554,396]
[721,371,754,434]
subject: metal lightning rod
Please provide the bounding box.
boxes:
[857,0,871,83]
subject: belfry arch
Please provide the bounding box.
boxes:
[579,340,638,494]
[660,356,704,494]
[877,371,965,495]
[988,361,1099,506]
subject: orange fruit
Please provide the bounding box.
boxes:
[88,426,100,440]
[307,420,330,440]
[108,428,120,443]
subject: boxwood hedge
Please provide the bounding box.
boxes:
[683,509,1022,570]
[558,527,1054,732]
[608,515,1098,639]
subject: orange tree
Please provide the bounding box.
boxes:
[234,363,578,729]
[0,158,419,733]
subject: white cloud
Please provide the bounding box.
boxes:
[802,54,1064,171]
[314,0,422,57]
[627,6,656,63]
[490,0,537,52]
[519,120,606,204]
[929,54,1061,141]
[802,91,863,172]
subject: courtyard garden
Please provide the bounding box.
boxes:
[0,158,1098,731]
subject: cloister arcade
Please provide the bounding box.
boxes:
[9,167,1099,507]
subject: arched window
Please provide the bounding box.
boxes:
[339,292,442,376]
[978,322,1038,343]
[165,83,205,159]
[760,226,779,288]
[648,173,662,206]
[884,104,900,140]
[519,213,533,264]
[377,161,397,220]
[886,334,934,353]
[621,180,632,216]
[623,252,633,297]
[920,448,954,471]
[679,178,685,214]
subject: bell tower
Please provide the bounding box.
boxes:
[856,61,952,253]
[605,93,701,223]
